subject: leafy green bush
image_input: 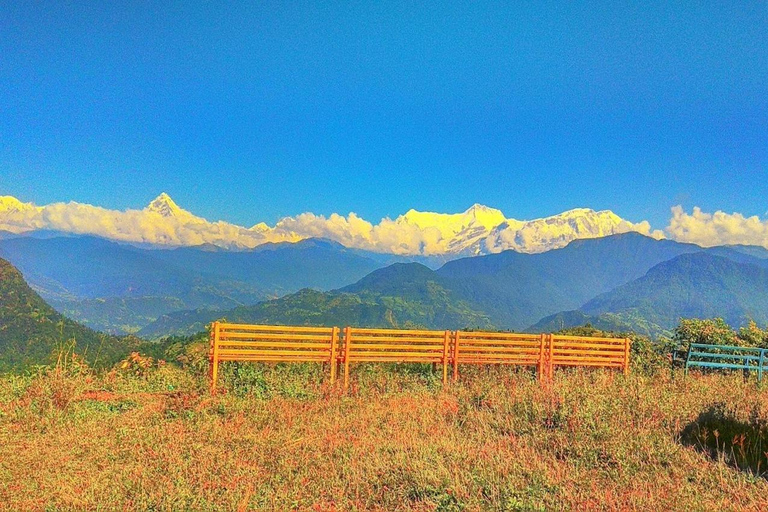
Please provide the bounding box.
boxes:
[673,318,738,350]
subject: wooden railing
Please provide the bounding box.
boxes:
[209,323,631,391]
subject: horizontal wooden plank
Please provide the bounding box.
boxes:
[458,339,540,347]
[551,357,624,364]
[551,347,625,355]
[219,332,333,341]
[218,349,330,357]
[346,351,444,358]
[551,335,626,343]
[348,328,446,336]
[458,346,540,354]
[218,341,331,349]
[456,359,539,365]
[347,350,444,357]
[552,361,623,368]
[456,354,539,361]
[218,323,335,333]
[347,356,445,363]
[218,355,329,362]
[347,343,444,351]
[550,342,626,350]
[347,335,446,343]
[458,332,540,340]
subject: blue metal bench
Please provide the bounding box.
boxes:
[674,343,767,382]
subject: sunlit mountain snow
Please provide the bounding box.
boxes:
[0,192,687,256]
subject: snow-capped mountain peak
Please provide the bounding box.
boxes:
[0,196,36,213]
[145,193,185,218]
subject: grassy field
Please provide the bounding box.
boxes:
[1,359,768,511]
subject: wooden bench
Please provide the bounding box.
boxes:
[209,322,340,390]
[676,343,767,382]
[452,331,546,381]
[208,324,636,391]
[547,335,631,378]
[340,327,451,390]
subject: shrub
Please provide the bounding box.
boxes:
[673,318,738,350]
[115,352,162,378]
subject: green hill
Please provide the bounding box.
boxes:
[531,253,768,337]
[0,257,137,371]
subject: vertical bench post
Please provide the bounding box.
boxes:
[537,333,546,381]
[343,326,352,391]
[329,326,340,384]
[759,349,765,383]
[441,330,450,385]
[547,333,554,381]
[210,321,221,392]
[623,337,631,376]
[452,331,461,382]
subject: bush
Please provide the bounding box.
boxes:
[115,352,163,378]
[673,318,739,350]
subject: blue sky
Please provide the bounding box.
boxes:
[1,1,766,228]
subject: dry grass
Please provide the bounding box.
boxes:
[1,363,768,511]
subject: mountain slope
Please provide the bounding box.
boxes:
[0,257,135,371]
[531,253,768,336]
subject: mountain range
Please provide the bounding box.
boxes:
[0,193,661,256]
[2,193,768,349]
[139,233,768,339]
[532,252,768,336]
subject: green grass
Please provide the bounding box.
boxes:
[1,361,768,511]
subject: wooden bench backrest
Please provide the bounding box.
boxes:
[341,327,451,388]
[210,322,340,389]
[453,331,546,381]
[548,335,630,376]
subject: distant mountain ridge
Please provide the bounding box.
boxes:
[140,233,768,337]
[141,233,768,338]
[0,193,661,256]
[140,265,494,338]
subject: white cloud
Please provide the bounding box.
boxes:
[665,206,768,248]
[0,193,664,255]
